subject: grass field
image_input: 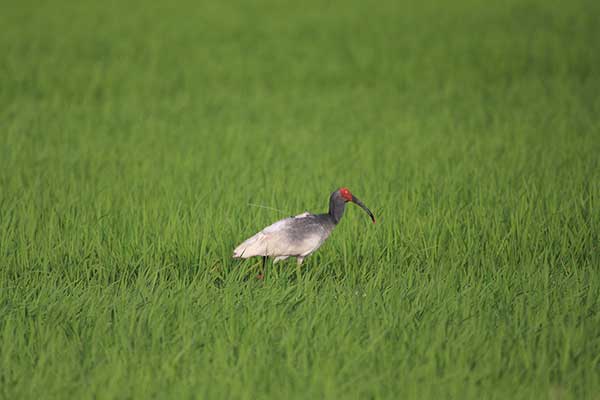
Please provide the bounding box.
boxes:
[1,0,600,398]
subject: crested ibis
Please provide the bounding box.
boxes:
[233,187,376,270]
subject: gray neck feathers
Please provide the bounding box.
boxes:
[329,196,346,224]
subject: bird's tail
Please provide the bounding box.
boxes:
[232,233,264,258]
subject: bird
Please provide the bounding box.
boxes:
[233,187,375,272]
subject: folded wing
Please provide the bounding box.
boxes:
[233,213,328,259]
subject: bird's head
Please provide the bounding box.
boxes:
[336,187,376,224]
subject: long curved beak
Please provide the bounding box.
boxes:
[351,195,376,224]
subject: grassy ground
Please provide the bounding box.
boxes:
[1,0,599,398]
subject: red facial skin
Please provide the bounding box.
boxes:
[339,187,353,202]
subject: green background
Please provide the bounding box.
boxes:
[1,0,599,398]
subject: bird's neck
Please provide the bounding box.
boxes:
[329,197,346,224]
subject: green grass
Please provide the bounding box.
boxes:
[1,0,599,398]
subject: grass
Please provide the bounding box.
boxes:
[1,0,599,398]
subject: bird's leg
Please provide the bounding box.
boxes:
[257,256,266,280]
[295,257,304,280]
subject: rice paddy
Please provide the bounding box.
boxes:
[1,0,599,398]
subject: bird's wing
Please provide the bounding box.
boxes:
[233,217,295,258]
[233,214,327,259]
[261,217,296,234]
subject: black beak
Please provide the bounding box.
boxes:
[351,195,376,224]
